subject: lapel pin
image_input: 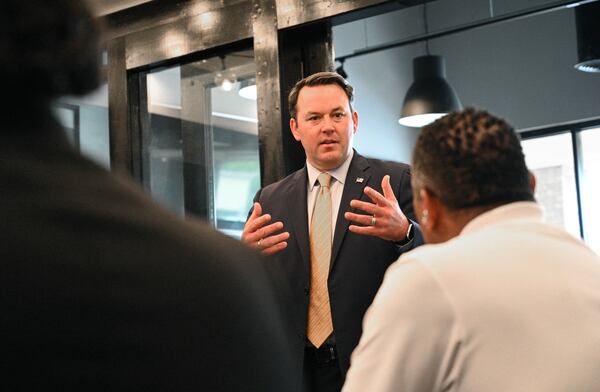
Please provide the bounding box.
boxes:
[356,177,364,183]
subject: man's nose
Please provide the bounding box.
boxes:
[321,115,335,131]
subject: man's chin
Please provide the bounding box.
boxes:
[315,153,345,170]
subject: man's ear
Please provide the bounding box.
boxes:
[352,110,358,134]
[290,117,301,142]
[529,170,537,193]
[419,187,442,230]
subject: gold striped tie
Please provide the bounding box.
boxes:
[307,172,334,348]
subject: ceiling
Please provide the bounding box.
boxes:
[86,0,153,16]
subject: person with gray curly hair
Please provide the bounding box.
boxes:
[343,108,600,392]
[0,1,298,391]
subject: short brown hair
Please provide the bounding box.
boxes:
[412,108,534,211]
[288,71,354,119]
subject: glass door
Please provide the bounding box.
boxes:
[140,48,260,238]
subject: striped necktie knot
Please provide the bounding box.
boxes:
[317,172,332,188]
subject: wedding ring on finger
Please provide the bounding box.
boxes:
[371,216,377,226]
[257,239,262,248]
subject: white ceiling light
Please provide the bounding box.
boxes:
[214,55,237,91]
[238,82,256,101]
[398,112,448,128]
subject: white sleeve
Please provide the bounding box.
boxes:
[342,259,461,392]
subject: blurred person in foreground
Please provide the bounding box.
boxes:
[342,108,600,392]
[0,1,297,391]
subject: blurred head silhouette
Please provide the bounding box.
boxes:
[0,0,101,109]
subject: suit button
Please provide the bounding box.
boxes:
[304,286,309,295]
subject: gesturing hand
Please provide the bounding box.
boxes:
[241,202,290,256]
[344,175,410,242]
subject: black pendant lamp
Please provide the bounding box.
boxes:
[398,3,461,128]
[398,55,462,127]
[574,0,600,73]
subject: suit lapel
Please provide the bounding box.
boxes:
[330,153,371,270]
[288,168,311,274]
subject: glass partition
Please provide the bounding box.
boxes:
[141,48,260,238]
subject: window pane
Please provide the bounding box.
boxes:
[54,83,111,169]
[142,49,260,238]
[579,127,600,255]
[521,133,580,238]
[144,65,185,215]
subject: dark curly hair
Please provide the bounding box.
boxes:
[0,0,101,102]
[288,71,354,119]
[412,108,534,211]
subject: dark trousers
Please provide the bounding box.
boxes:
[302,344,343,392]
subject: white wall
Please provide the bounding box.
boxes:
[333,0,600,163]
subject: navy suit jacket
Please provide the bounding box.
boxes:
[253,151,423,385]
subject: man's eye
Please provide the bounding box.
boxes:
[333,112,345,119]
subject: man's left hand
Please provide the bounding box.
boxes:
[345,175,410,242]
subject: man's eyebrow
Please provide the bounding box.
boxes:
[304,111,322,116]
[303,106,345,117]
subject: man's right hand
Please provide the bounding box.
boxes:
[242,202,290,256]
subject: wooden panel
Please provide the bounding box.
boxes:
[105,0,249,38]
[122,1,254,69]
[276,0,420,29]
[253,0,285,186]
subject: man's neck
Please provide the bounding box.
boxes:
[306,150,354,185]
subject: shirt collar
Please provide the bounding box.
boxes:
[306,150,354,188]
[460,201,543,236]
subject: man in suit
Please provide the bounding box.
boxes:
[342,108,600,392]
[0,1,298,391]
[242,71,423,392]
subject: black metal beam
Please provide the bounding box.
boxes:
[572,130,585,239]
[278,20,335,176]
[253,0,285,186]
[107,37,133,176]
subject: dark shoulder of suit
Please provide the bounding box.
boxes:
[0,126,299,392]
